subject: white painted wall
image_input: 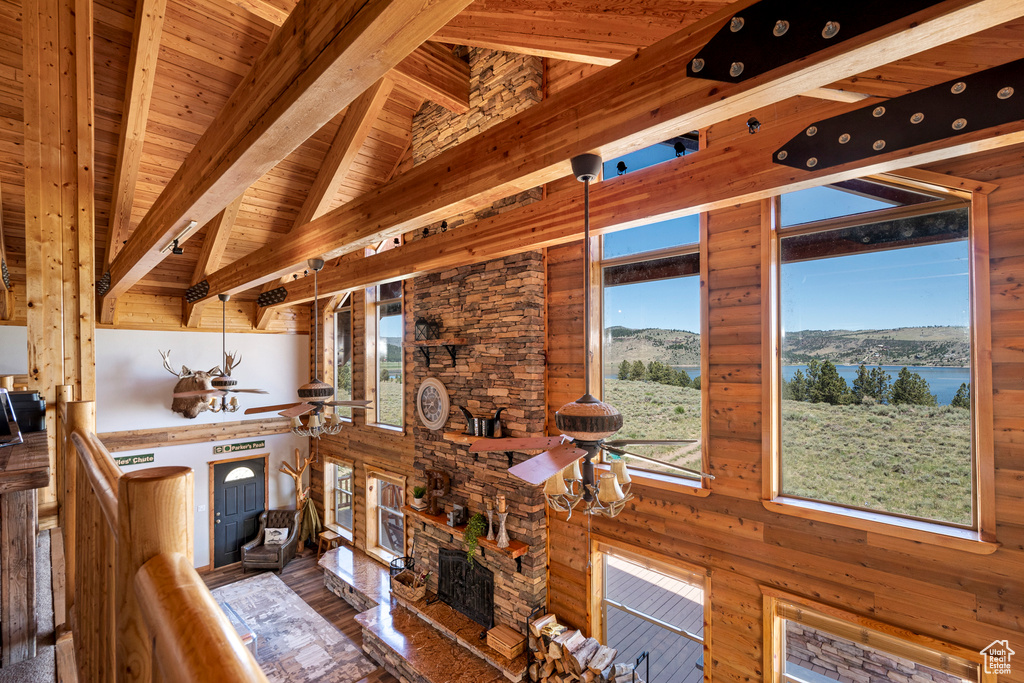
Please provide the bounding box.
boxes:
[0,325,28,375]
[96,328,311,569]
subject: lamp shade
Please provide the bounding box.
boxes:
[544,472,569,496]
[566,458,582,481]
[610,459,631,485]
[597,472,625,503]
[555,393,623,442]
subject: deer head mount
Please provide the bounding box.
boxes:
[160,350,223,419]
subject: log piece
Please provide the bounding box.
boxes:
[588,645,617,673]
[569,637,600,675]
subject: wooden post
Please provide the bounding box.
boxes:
[62,396,94,626]
[116,467,193,683]
[1,488,37,665]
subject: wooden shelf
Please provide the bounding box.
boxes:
[443,431,476,445]
[404,338,467,365]
[402,506,529,560]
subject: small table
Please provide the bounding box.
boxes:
[317,529,342,560]
[220,601,258,657]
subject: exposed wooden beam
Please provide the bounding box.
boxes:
[228,0,292,25]
[194,0,1023,305]
[0,181,12,321]
[432,0,725,65]
[183,193,245,328]
[99,0,473,323]
[800,87,875,103]
[391,43,469,114]
[102,0,168,272]
[264,112,1024,305]
[252,78,395,330]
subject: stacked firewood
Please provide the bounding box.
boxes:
[527,614,644,683]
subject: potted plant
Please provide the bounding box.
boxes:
[464,512,488,566]
[412,485,427,510]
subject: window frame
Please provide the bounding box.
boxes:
[591,537,710,677]
[762,173,997,553]
[364,281,404,431]
[762,587,993,683]
[324,456,355,542]
[596,216,711,495]
[333,293,354,423]
[365,468,406,562]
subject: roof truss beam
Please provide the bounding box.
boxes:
[99,0,473,323]
[183,193,245,327]
[191,0,1023,304]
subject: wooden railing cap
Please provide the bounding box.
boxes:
[121,466,192,482]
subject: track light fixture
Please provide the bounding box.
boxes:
[615,161,627,175]
[747,117,761,134]
[674,141,686,157]
[171,240,184,256]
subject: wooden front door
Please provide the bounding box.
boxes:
[212,457,265,568]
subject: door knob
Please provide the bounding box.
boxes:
[215,512,220,517]
[215,519,221,524]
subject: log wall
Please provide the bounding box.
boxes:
[544,143,1024,683]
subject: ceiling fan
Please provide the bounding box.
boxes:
[244,258,370,433]
[470,154,711,517]
[172,293,269,411]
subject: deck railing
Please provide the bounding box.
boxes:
[58,387,268,682]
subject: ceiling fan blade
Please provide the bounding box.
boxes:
[602,438,700,447]
[279,403,316,418]
[469,436,566,453]
[243,402,302,415]
[326,400,372,407]
[601,445,713,480]
[508,443,587,486]
[227,389,270,394]
[172,389,220,397]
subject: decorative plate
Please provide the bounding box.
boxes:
[416,378,450,431]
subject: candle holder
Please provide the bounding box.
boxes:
[496,512,509,549]
[486,509,495,541]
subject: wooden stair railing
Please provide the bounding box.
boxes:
[58,389,268,682]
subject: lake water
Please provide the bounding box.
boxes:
[604,365,970,405]
[783,365,969,406]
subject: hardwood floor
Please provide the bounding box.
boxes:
[202,549,399,683]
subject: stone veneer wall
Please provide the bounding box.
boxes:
[786,623,966,683]
[403,47,549,634]
[409,253,547,633]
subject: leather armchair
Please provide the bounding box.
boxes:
[241,509,302,573]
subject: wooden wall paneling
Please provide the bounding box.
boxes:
[102,0,168,272]
[1,488,38,665]
[0,180,12,320]
[100,0,474,318]
[192,0,1024,305]
[105,291,307,333]
[183,192,245,327]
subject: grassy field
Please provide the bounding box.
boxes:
[604,378,972,525]
[378,376,403,427]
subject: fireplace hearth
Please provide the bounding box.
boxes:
[437,548,494,629]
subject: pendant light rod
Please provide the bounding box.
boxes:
[308,258,325,381]
[570,153,602,398]
[218,293,230,370]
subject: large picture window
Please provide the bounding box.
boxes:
[601,217,703,481]
[334,294,353,420]
[373,281,403,428]
[774,178,975,527]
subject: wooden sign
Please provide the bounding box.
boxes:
[214,440,265,455]
[114,453,155,466]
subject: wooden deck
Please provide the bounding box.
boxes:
[604,556,705,683]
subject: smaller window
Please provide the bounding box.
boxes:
[367,471,405,561]
[325,460,354,541]
[224,466,255,482]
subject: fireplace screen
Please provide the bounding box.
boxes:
[437,548,494,629]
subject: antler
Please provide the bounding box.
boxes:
[159,350,190,378]
[222,351,241,376]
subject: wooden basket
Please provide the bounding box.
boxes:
[390,569,425,602]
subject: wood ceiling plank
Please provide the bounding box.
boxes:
[390,42,469,114]
[102,0,169,274]
[100,0,474,322]
[183,192,245,327]
[265,109,1024,307]
[228,0,292,26]
[432,0,727,65]
[196,0,1024,304]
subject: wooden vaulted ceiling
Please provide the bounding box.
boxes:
[3,0,1024,329]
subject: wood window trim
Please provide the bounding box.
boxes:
[365,468,406,563]
[761,587,992,683]
[761,173,999,553]
[589,535,710,669]
[594,212,710,491]
[323,455,355,541]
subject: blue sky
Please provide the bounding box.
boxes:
[600,151,969,333]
